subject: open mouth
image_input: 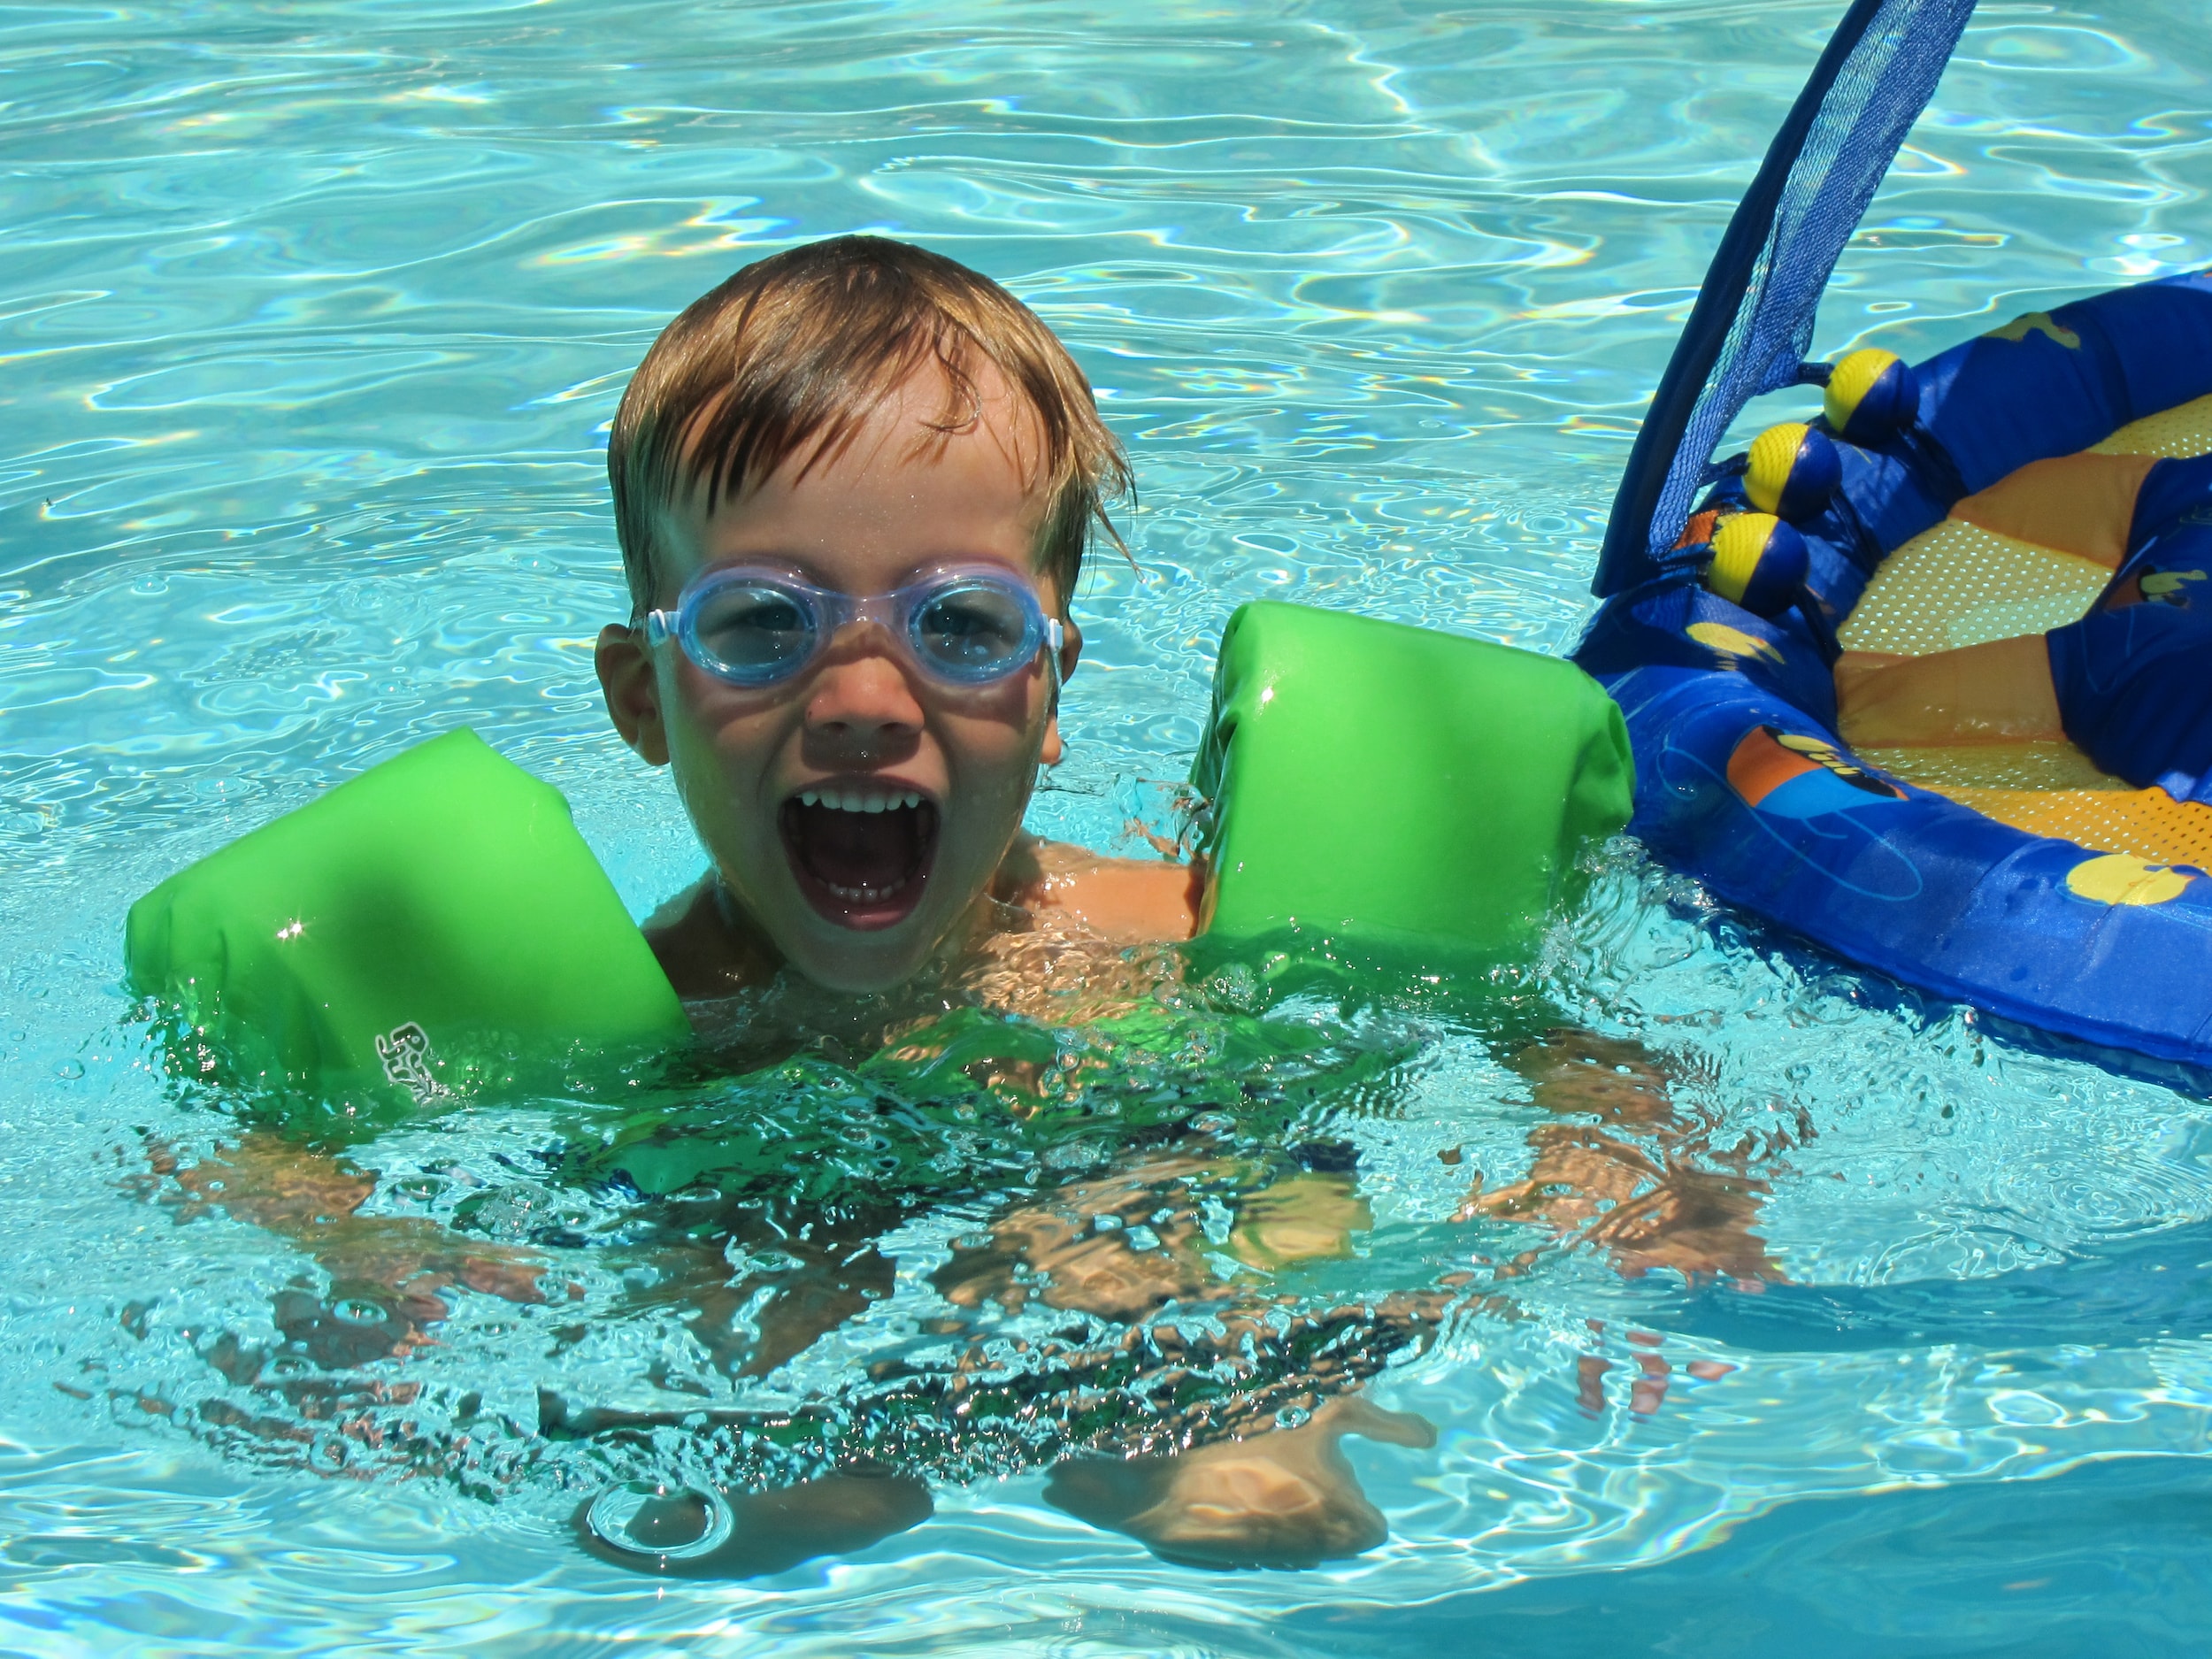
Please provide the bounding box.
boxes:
[780,786,940,930]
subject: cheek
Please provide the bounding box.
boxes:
[937,682,1048,787]
[662,672,787,815]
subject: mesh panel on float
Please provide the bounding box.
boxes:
[2094,393,2212,458]
[1841,394,2212,656]
[1854,742,2127,795]
[1593,0,1978,596]
[1920,779,2212,870]
[1835,520,2112,656]
[1841,397,2212,869]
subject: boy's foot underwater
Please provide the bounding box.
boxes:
[1044,1395,1437,1571]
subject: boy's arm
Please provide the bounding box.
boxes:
[145,1133,549,1318]
[1460,1029,1784,1284]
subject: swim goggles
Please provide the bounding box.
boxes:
[643,563,1064,690]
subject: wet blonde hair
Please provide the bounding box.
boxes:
[609,235,1130,614]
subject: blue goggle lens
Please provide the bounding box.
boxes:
[688,581,819,683]
[668,571,1047,688]
[911,581,1039,680]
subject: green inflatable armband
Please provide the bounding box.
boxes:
[125,729,689,1111]
[1192,602,1633,972]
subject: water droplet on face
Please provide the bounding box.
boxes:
[331,1299,388,1327]
[586,1481,735,1561]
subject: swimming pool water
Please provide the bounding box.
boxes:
[5,0,2212,1650]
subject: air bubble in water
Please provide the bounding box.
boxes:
[586,1481,734,1561]
[331,1299,388,1326]
[307,1435,349,1472]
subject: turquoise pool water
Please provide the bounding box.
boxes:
[6,0,2212,1649]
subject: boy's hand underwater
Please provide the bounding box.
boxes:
[149,1134,549,1365]
[1460,1030,1785,1286]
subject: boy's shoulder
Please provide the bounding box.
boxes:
[641,877,780,998]
[996,836,1205,946]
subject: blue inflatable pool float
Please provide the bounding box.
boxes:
[1571,0,2212,1072]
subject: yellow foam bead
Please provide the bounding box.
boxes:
[1709,512,1779,605]
[1745,422,1811,515]
[1824,349,1900,429]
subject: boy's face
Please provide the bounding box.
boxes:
[595,363,1081,993]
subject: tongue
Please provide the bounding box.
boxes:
[787,800,930,895]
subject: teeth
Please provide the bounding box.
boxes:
[799,788,926,813]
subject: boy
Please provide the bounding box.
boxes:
[588,234,1205,997]
[573,234,1442,1564]
[157,237,1775,1577]
[567,236,1774,1567]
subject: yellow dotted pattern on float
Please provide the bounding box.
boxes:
[1707,512,1779,605]
[1836,518,2111,657]
[2064,852,2198,907]
[1855,741,2126,795]
[1861,735,2212,869]
[2091,392,2212,459]
[1869,735,2212,868]
[1824,348,1900,429]
[1864,735,2212,871]
[1744,423,1809,516]
[1947,784,2212,872]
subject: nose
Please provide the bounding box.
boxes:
[801,623,925,760]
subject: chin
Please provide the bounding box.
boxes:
[782,922,945,995]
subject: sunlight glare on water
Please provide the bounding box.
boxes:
[4,0,2212,1651]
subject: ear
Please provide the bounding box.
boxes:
[1040,616,1082,768]
[596,623,671,766]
